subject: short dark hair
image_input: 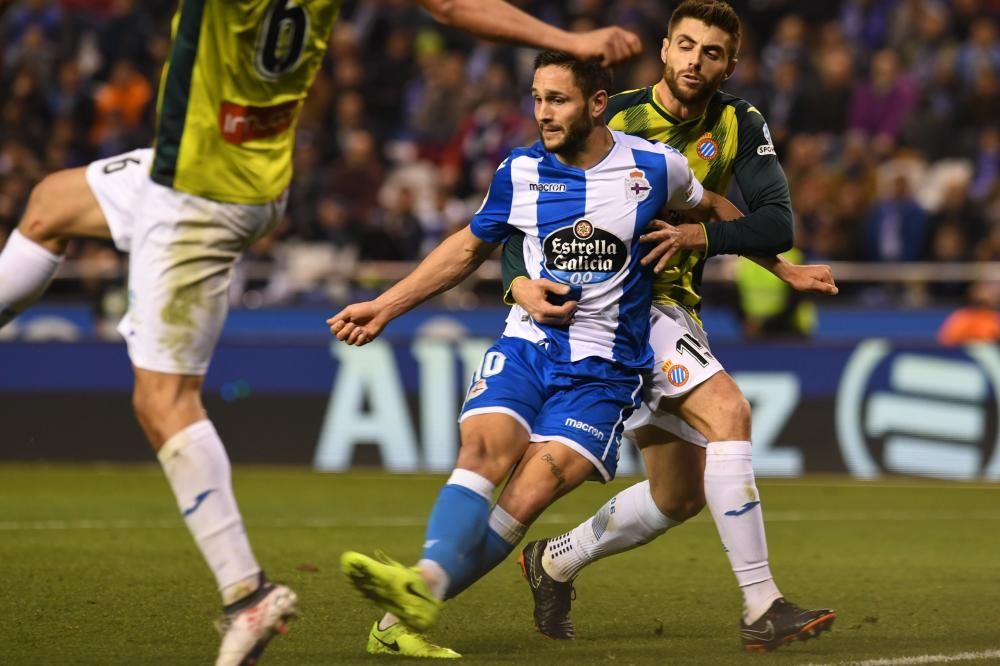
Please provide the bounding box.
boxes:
[668,0,742,59]
[533,50,613,100]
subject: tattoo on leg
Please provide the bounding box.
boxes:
[542,453,566,489]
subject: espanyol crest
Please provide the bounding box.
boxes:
[625,169,651,201]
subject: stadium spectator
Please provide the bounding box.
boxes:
[0,0,995,310]
[849,48,919,153]
[938,280,1000,345]
[864,172,929,262]
[735,249,817,339]
[88,58,152,154]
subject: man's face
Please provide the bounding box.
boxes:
[662,17,736,106]
[532,65,594,155]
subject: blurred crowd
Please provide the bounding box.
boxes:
[1,0,999,313]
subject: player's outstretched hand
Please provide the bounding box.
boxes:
[569,26,642,66]
[327,301,388,346]
[511,277,577,326]
[639,219,705,273]
[783,264,839,295]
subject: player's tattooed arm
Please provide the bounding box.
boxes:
[328,226,496,346]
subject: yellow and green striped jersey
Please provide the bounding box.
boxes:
[151,0,343,204]
[604,85,790,320]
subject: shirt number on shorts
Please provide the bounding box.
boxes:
[675,333,713,367]
[255,0,309,81]
[102,156,141,174]
[473,351,507,381]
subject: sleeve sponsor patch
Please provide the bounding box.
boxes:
[757,144,776,156]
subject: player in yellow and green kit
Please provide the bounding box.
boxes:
[503,1,839,653]
[0,2,643,663]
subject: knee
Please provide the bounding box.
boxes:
[132,376,204,446]
[498,485,552,525]
[703,376,752,440]
[649,482,705,523]
[731,394,752,431]
[20,176,69,247]
[455,432,519,484]
[132,382,174,437]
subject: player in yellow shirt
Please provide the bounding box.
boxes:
[0,2,641,664]
[503,0,838,652]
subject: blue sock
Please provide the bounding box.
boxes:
[445,527,517,599]
[445,505,526,599]
[421,472,494,592]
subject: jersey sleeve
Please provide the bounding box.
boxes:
[469,156,516,244]
[663,146,705,210]
[703,103,793,257]
[500,231,527,305]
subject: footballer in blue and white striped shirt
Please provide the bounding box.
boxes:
[331,51,741,645]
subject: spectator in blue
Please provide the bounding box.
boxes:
[955,17,1000,88]
[864,173,928,262]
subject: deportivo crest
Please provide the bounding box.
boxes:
[467,378,488,400]
[696,133,719,161]
[625,169,651,201]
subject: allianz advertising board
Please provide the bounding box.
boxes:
[1,326,998,481]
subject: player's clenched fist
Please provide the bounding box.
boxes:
[327,302,387,346]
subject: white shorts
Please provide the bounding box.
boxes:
[86,149,285,375]
[624,303,725,446]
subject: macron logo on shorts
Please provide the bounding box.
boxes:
[564,418,605,441]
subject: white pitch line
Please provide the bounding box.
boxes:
[3,510,1000,531]
[805,649,1000,666]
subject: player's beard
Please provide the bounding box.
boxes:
[539,110,593,159]
[664,63,723,107]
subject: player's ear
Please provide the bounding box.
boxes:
[725,57,738,80]
[591,89,608,120]
[660,37,670,63]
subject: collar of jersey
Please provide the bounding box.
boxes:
[544,128,620,173]
[648,84,706,127]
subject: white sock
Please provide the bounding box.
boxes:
[542,480,679,582]
[0,229,62,327]
[703,440,782,624]
[157,419,261,605]
[488,504,527,545]
[416,558,450,600]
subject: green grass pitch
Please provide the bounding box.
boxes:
[2,465,999,665]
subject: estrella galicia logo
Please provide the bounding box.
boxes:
[542,219,627,286]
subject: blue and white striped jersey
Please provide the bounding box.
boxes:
[471,129,704,368]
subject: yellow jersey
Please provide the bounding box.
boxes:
[605,86,790,320]
[151,0,343,204]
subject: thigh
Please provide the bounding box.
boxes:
[83,148,154,251]
[19,165,113,250]
[120,182,282,375]
[626,304,723,442]
[457,412,532,485]
[496,439,595,525]
[532,360,644,482]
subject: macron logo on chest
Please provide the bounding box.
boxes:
[529,182,568,193]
